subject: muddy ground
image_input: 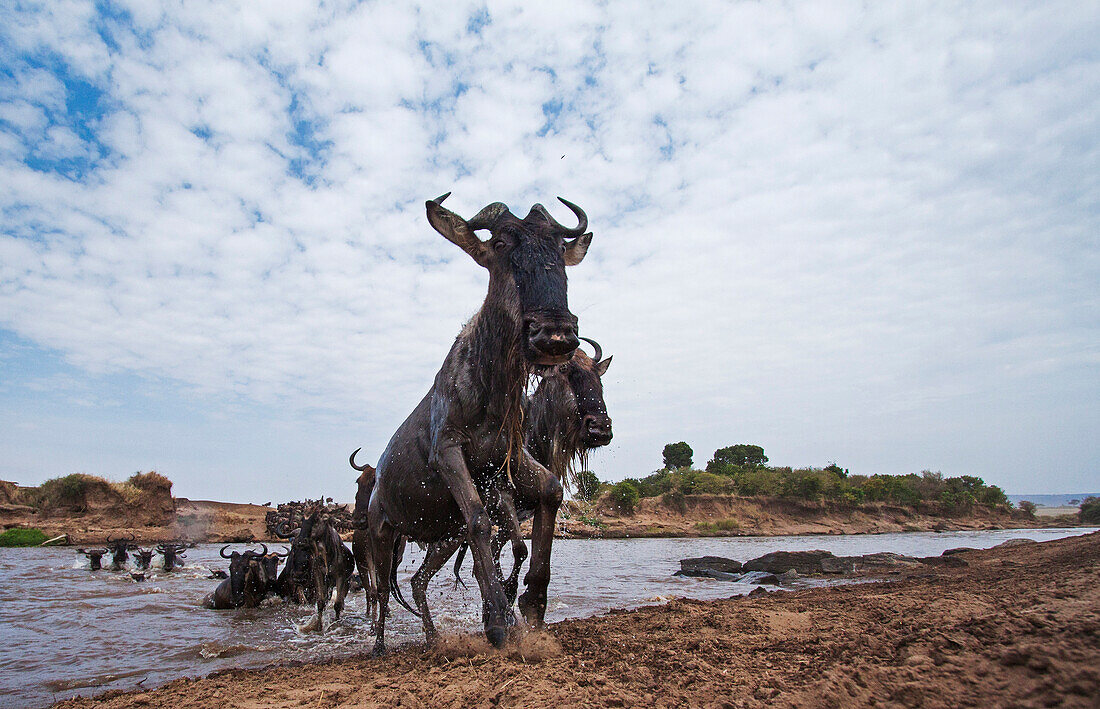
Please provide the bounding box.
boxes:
[53,532,1098,708]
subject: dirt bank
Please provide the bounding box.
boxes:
[53,531,1099,708]
[558,493,1071,538]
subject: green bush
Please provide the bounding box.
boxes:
[1080,497,1100,524]
[0,528,48,547]
[575,470,601,502]
[1018,500,1037,518]
[609,480,641,514]
[678,470,736,495]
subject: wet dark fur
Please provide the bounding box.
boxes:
[360,196,590,654]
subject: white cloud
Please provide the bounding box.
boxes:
[0,1,1097,500]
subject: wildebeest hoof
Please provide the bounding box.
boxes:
[371,642,387,657]
[486,625,508,648]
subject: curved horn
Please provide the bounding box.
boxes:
[274,545,290,558]
[552,197,588,237]
[579,336,603,364]
[274,521,297,539]
[465,202,510,232]
[434,192,451,204]
[106,535,115,543]
[220,545,233,559]
[127,533,136,541]
[254,543,268,556]
[349,447,372,472]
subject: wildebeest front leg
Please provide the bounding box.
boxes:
[300,552,328,632]
[412,538,462,643]
[515,452,562,628]
[432,439,513,647]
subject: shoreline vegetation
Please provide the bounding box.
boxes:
[0,464,1095,545]
[49,530,1100,708]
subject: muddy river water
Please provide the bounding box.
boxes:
[1,527,1094,708]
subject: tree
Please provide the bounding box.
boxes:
[1018,500,1037,518]
[575,470,601,502]
[707,444,768,473]
[663,442,693,470]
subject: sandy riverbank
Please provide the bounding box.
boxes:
[51,531,1098,708]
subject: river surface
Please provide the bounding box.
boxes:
[1,527,1094,708]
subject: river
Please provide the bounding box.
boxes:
[1,527,1094,708]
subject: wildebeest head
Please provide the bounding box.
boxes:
[261,546,288,590]
[132,547,154,570]
[156,542,188,571]
[79,548,107,570]
[567,337,614,447]
[425,194,592,365]
[220,544,268,601]
[105,534,136,570]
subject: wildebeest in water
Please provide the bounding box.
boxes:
[78,548,107,570]
[390,337,614,638]
[156,542,188,571]
[296,509,356,632]
[132,547,154,570]
[359,193,592,654]
[105,534,137,571]
[204,544,270,609]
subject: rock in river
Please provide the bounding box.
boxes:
[675,556,743,578]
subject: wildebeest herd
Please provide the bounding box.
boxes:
[72,194,613,653]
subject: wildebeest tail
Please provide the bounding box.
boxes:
[389,536,420,617]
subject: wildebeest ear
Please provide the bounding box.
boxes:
[595,354,612,376]
[426,198,490,268]
[564,232,593,266]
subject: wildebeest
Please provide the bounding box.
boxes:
[404,338,614,638]
[296,509,356,632]
[360,194,591,653]
[78,548,107,570]
[156,542,188,571]
[203,544,270,609]
[260,546,289,596]
[274,520,315,604]
[132,547,154,570]
[104,534,137,571]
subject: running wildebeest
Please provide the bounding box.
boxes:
[297,509,356,632]
[132,547,154,570]
[403,338,614,638]
[203,544,270,609]
[78,548,107,570]
[156,542,188,571]
[360,194,592,654]
[105,534,137,571]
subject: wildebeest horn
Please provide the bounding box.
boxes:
[220,545,234,558]
[106,535,115,543]
[349,447,373,472]
[274,545,290,557]
[274,521,297,539]
[254,543,268,556]
[579,336,603,364]
[465,202,510,232]
[434,192,451,204]
[128,533,136,541]
[542,197,587,237]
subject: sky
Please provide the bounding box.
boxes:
[1,1,1097,503]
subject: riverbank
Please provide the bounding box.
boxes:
[557,493,1072,538]
[51,530,1098,708]
[2,475,1081,544]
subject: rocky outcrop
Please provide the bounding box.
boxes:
[685,549,941,579]
[743,550,836,575]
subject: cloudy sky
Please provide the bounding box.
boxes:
[1,1,1097,503]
